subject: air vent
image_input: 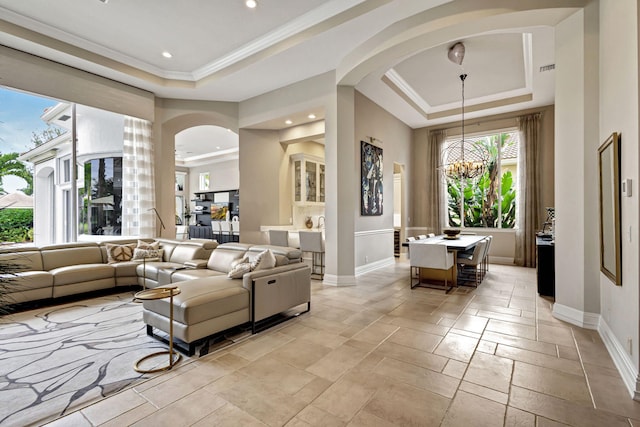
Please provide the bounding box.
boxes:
[58,115,71,121]
[539,64,555,72]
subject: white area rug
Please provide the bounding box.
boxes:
[0,292,181,427]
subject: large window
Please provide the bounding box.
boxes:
[80,157,123,236]
[446,130,518,229]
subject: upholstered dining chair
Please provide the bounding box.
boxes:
[427,233,436,238]
[457,239,488,287]
[269,229,289,247]
[299,231,325,279]
[409,242,455,293]
[417,234,427,240]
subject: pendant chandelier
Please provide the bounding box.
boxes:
[441,43,488,181]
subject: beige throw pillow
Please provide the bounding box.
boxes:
[105,243,136,263]
[132,247,163,261]
[227,261,252,279]
[250,249,276,271]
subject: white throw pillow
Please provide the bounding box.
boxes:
[250,249,276,271]
[228,262,251,279]
[132,247,164,261]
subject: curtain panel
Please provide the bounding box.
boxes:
[515,112,542,267]
[426,129,446,235]
[122,117,156,238]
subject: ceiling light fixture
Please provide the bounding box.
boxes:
[245,0,257,8]
[285,119,293,125]
[441,42,488,181]
[307,114,316,119]
[162,51,173,59]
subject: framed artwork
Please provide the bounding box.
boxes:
[361,140,383,215]
[199,172,210,191]
[598,132,621,285]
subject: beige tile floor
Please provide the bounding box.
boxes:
[46,260,640,426]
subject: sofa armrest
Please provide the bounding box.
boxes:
[183,259,208,269]
[241,263,310,290]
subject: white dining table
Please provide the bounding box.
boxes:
[409,234,486,287]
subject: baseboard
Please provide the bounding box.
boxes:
[322,274,356,286]
[552,303,600,329]
[598,318,640,399]
[489,256,514,265]
[356,256,395,276]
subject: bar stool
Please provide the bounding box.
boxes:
[269,229,289,247]
[299,231,325,279]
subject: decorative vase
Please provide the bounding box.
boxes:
[305,217,313,229]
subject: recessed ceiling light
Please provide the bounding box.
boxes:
[308,114,316,119]
[245,0,257,8]
[216,146,221,150]
[285,119,293,125]
[162,51,173,59]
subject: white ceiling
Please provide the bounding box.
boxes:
[0,0,582,161]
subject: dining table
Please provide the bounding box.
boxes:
[407,234,487,287]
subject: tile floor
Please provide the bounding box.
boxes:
[46,261,640,426]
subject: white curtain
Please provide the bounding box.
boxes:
[122,117,156,238]
[515,113,542,267]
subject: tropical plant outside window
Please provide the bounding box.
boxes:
[446,131,518,228]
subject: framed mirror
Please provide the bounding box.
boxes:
[598,132,621,285]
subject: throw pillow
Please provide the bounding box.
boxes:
[227,261,252,279]
[250,249,276,271]
[137,240,160,250]
[105,243,136,263]
[230,255,249,269]
[132,247,164,261]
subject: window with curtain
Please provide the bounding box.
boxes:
[445,130,519,229]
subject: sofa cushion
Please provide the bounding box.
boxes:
[0,248,43,272]
[41,244,103,270]
[248,245,302,262]
[144,279,249,325]
[50,264,114,286]
[105,243,136,263]
[170,269,225,282]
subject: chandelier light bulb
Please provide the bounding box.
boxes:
[246,0,257,8]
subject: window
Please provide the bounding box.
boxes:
[80,157,123,236]
[445,130,518,229]
[62,159,71,183]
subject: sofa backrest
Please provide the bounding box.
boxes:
[156,238,218,262]
[40,243,103,270]
[247,245,302,263]
[0,246,43,272]
[207,243,252,273]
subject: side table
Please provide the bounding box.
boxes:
[133,286,182,373]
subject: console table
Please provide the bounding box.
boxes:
[536,237,555,298]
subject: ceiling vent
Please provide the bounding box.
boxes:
[539,64,555,72]
[58,114,71,121]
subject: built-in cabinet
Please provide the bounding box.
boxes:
[292,153,324,206]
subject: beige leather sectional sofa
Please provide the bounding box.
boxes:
[0,239,311,355]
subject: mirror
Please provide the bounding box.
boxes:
[598,132,621,285]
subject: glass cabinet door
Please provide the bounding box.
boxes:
[319,164,325,203]
[294,160,302,202]
[306,161,316,202]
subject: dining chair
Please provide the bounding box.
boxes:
[231,220,240,242]
[457,239,488,287]
[409,242,455,293]
[482,235,493,273]
[406,236,416,242]
[269,229,289,247]
[299,231,324,279]
[427,233,435,238]
[418,234,427,240]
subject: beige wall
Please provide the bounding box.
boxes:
[354,91,412,270]
[411,105,555,262]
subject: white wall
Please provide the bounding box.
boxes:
[597,0,640,397]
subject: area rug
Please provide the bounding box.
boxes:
[0,292,187,427]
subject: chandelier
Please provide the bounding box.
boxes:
[441,43,488,181]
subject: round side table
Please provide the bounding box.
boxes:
[133,285,182,373]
